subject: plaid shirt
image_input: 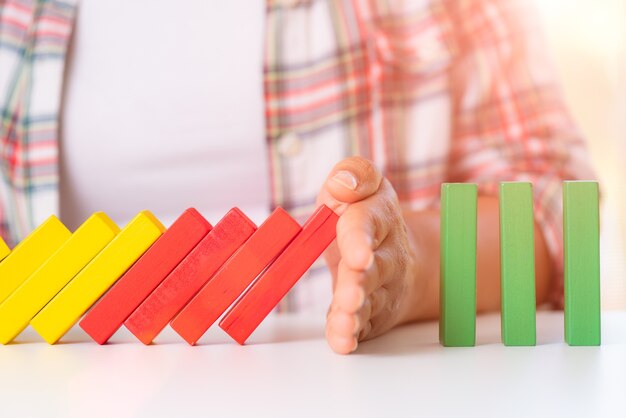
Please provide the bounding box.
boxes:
[1,0,595,308]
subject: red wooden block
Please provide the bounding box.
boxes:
[124,208,256,345]
[219,205,338,345]
[79,208,212,344]
[170,207,301,345]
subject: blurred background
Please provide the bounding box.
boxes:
[535,0,626,308]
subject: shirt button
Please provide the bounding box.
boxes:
[277,132,303,157]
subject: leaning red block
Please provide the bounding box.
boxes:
[171,207,301,345]
[79,208,212,344]
[219,204,338,345]
[125,208,256,345]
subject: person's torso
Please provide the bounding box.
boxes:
[60,0,270,229]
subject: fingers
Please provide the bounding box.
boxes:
[326,298,372,354]
[316,156,383,215]
[331,253,392,315]
[323,240,341,291]
[335,190,396,270]
[332,260,366,313]
[334,236,406,302]
[325,309,359,354]
[327,281,401,352]
[319,158,387,290]
[320,157,412,354]
[327,234,412,352]
[368,286,390,319]
[327,179,398,307]
[366,280,405,339]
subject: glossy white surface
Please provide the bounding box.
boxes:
[1,311,625,418]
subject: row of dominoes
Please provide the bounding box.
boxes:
[440,181,601,347]
[0,181,601,348]
[0,205,338,345]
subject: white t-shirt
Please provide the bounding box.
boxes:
[60,0,333,314]
[60,0,269,230]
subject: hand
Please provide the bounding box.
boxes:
[317,157,417,354]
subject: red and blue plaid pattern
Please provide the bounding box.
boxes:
[264,0,595,307]
[0,0,596,308]
[0,0,76,244]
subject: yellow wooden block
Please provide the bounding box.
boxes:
[0,213,120,344]
[30,211,166,344]
[0,216,72,304]
[0,237,9,263]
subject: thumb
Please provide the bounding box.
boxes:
[316,156,383,215]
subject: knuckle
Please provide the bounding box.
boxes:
[377,241,410,283]
[392,242,411,275]
[368,292,379,317]
[380,178,401,208]
[373,252,385,284]
[374,187,401,223]
[358,320,372,341]
[379,194,398,220]
[378,288,392,316]
[370,212,386,247]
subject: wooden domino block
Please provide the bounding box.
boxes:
[79,209,212,344]
[0,237,9,263]
[499,182,536,346]
[0,213,119,344]
[563,181,601,346]
[0,216,72,304]
[124,208,256,345]
[30,211,165,344]
[439,183,477,347]
[220,205,338,345]
[171,207,301,345]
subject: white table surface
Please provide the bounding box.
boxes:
[0,311,625,418]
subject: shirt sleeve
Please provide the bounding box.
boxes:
[446,0,597,308]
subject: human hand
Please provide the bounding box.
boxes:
[316,157,417,354]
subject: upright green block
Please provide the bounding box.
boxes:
[440,183,477,347]
[563,181,601,346]
[499,182,536,346]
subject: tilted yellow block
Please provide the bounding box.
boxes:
[0,213,120,344]
[31,211,166,344]
[0,237,9,262]
[0,216,72,304]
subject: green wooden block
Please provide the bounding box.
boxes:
[439,183,477,347]
[563,181,601,346]
[499,182,536,346]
